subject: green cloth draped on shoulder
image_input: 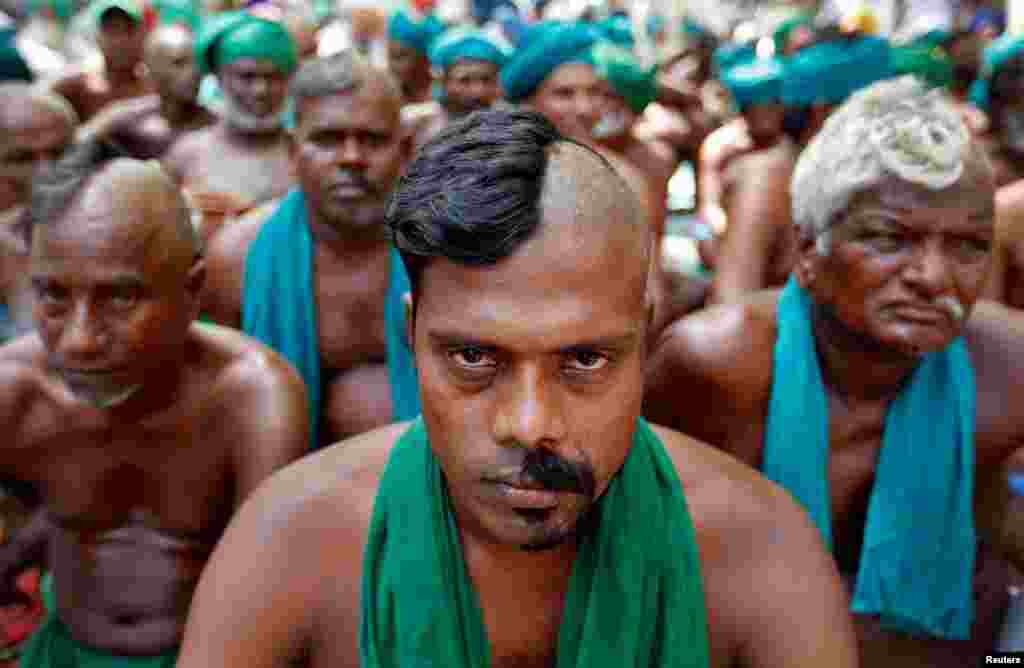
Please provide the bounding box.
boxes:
[19,574,177,668]
[361,418,709,667]
[385,248,420,421]
[763,277,976,640]
[242,188,321,451]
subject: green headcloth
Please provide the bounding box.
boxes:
[500,21,599,103]
[428,26,512,70]
[595,14,633,48]
[387,6,447,56]
[588,40,656,113]
[891,38,953,89]
[773,12,814,53]
[90,0,144,27]
[194,11,298,77]
[969,34,1024,111]
[722,56,785,110]
[782,35,893,107]
[29,0,72,25]
[152,0,198,28]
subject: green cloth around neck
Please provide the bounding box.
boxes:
[763,277,976,640]
[361,418,709,668]
[241,188,321,451]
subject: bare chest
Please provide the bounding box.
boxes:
[313,251,389,371]
[115,114,176,160]
[184,139,292,206]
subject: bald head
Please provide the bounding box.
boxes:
[144,23,201,104]
[145,22,193,60]
[26,142,199,267]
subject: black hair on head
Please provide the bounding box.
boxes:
[19,138,127,246]
[386,108,602,298]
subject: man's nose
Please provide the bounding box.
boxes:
[904,238,954,297]
[492,364,567,450]
[58,302,107,360]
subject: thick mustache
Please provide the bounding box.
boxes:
[521,448,596,497]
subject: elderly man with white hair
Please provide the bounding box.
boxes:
[644,75,1024,666]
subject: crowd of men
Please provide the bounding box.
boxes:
[0,0,1021,665]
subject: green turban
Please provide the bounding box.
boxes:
[969,35,1024,112]
[713,41,756,74]
[588,40,656,113]
[721,57,784,110]
[772,12,814,53]
[891,42,953,89]
[195,11,298,77]
[428,26,512,70]
[152,0,199,28]
[29,0,72,25]
[500,21,599,103]
[595,15,633,48]
[782,35,893,107]
[387,6,447,56]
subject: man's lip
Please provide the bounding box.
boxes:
[329,183,369,198]
[491,482,560,509]
[889,303,949,324]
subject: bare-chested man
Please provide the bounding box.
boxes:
[645,76,1024,667]
[0,84,75,344]
[0,141,308,666]
[164,11,297,242]
[973,37,1024,309]
[403,26,510,150]
[386,5,445,105]
[203,51,409,448]
[178,107,857,668]
[45,0,153,123]
[84,22,215,160]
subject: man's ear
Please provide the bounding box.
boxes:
[403,291,415,352]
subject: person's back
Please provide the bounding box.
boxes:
[0,143,308,661]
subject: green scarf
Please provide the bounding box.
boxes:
[361,418,709,667]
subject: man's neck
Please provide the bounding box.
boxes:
[810,303,921,404]
[160,96,204,128]
[219,120,285,146]
[460,523,578,591]
[306,209,390,257]
[105,63,143,87]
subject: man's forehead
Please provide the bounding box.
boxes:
[848,172,995,216]
[543,62,599,90]
[299,88,400,132]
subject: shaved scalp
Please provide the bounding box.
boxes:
[0,83,79,132]
[25,140,200,263]
[144,22,193,60]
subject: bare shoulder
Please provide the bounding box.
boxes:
[0,335,47,404]
[996,179,1024,237]
[192,322,303,394]
[164,124,215,173]
[206,198,273,268]
[652,291,777,392]
[965,301,1024,391]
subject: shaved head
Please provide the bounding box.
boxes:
[144,22,193,60]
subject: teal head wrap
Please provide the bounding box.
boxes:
[152,0,198,29]
[29,0,72,25]
[195,11,298,77]
[891,41,953,89]
[713,41,756,74]
[595,14,633,48]
[773,12,814,53]
[722,57,785,111]
[500,21,599,103]
[588,40,656,113]
[782,35,893,107]
[969,35,1024,111]
[428,26,512,70]
[388,6,447,56]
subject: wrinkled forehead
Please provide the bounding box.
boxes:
[843,168,996,223]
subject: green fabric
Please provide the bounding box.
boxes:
[28,0,72,25]
[361,417,709,667]
[241,188,321,451]
[891,43,953,89]
[23,576,175,668]
[429,26,511,69]
[772,13,814,53]
[782,35,893,107]
[763,277,976,640]
[712,42,755,74]
[194,11,298,77]
[152,0,198,28]
[721,56,784,110]
[501,21,599,103]
[90,0,143,25]
[588,41,656,113]
[0,30,31,82]
[969,35,1024,111]
[385,248,420,421]
[595,15,633,48]
[387,6,447,56]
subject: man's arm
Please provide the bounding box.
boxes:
[199,220,254,329]
[984,184,1024,304]
[709,150,793,304]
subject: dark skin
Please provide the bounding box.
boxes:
[644,169,1024,666]
[46,10,154,122]
[84,24,215,160]
[178,143,857,668]
[387,39,431,104]
[164,58,293,243]
[203,74,411,443]
[406,59,504,150]
[0,161,308,653]
[0,94,74,341]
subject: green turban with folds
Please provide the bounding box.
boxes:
[782,35,893,107]
[969,35,1024,112]
[501,21,600,103]
[713,41,756,74]
[595,15,633,48]
[773,12,814,53]
[388,6,447,56]
[194,11,298,77]
[428,26,512,70]
[588,40,656,113]
[722,56,784,110]
[152,0,199,29]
